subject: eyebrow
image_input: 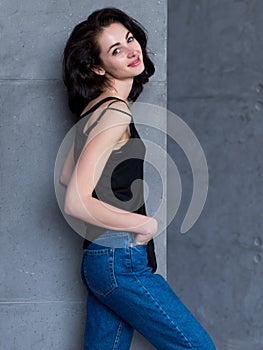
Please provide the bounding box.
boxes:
[107,31,131,53]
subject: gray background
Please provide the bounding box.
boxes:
[0,1,166,349]
[167,1,263,349]
[1,0,262,350]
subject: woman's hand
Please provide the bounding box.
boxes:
[134,217,158,245]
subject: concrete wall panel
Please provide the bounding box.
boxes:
[0,1,167,349]
[168,1,263,349]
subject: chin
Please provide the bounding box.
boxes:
[137,66,145,76]
[134,62,145,76]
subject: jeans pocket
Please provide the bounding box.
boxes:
[130,244,149,273]
[83,248,118,296]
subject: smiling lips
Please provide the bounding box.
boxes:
[128,57,141,67]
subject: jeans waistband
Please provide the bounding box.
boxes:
[88,230,139,249]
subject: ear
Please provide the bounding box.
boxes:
[91,66,106,76]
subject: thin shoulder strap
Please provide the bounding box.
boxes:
[81,96,129,118]
[105,107,132,118]
[83,98,132,136]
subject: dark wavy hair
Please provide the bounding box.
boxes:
[62,7,155,115]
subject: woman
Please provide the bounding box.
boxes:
[60,7,216,350]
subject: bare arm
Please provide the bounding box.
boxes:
[64,103,157,242]
[59,143,75,187]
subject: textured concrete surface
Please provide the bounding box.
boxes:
[167,1,263,349]
[0,303,86,349]
[0,1,167,349]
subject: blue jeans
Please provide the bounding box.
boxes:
[80,230,216,350]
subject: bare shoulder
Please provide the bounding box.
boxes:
[96,100,132,131]
[105,100,133,119]
[84,101,132,146]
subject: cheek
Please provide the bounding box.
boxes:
[134,39,142,51]
[107,59,127,72]
[103,61,125,79]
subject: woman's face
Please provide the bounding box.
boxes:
[93,22,145,80]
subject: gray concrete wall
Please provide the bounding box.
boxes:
[167,1,263,349]
[0,1,167,349]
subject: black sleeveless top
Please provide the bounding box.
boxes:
[73,97,157,273]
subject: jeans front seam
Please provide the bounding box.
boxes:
[132,272,194,349]
[112,319,124,350]
[109,248,118,295]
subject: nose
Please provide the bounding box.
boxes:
[127,47,137,58]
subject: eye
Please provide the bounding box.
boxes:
[112,48,121,56]
[111,36,135,56]
[127,35,134,43]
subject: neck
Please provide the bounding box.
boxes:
[103,77,134,101]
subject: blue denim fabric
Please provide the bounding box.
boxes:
[81,230,216,350]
